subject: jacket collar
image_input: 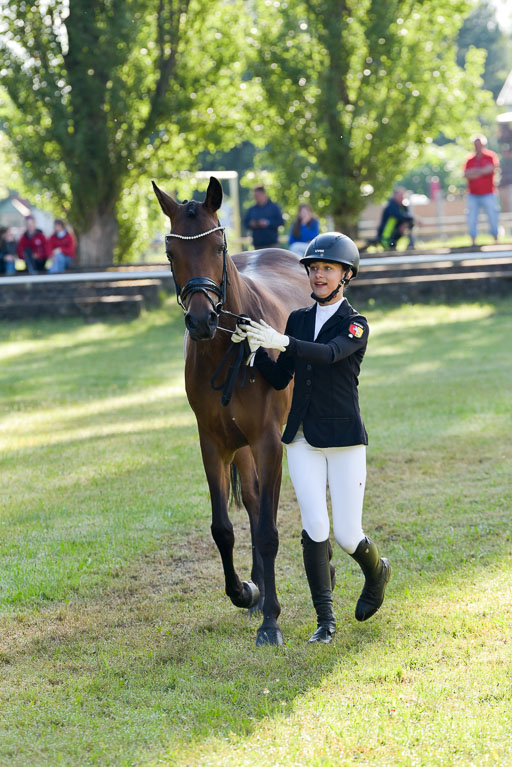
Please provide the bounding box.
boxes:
[313,297,353,340]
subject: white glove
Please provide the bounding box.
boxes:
[231,324,260,353]
[231,324,260,366]
[231,324,247,344]
[248,319,289,352]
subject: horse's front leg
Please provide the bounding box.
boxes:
[199,434,259,610]
[252,431,284,647]
[233,445,265,613]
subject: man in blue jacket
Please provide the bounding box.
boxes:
[244,186,284,249]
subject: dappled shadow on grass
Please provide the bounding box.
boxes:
[0,441,510,766]
[1,298,512,763]
[0,396,193,456]
[0,304,187,408]
[365,301,512,372]
[0,412,509,613]
[0,522,383,765]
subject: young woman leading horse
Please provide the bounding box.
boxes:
[236,232,391,644]
[153,177,311,646]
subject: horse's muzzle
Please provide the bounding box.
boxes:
[185,309,218,340]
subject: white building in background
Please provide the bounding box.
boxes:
[496,70,512,212]
[0,191,54,236]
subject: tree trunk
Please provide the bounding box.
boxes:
[76,209,119,267]
[332,212,359,240]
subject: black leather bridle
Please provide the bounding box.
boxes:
[165,225,228,314]
[164,224,254,406]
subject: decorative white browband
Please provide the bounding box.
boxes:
[166,226,225,240]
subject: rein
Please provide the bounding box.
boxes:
[165,225,255,405]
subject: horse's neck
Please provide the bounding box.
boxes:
[223,258,249,315]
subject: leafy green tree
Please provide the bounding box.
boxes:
[0,0,250,264]
[397,143,470,197]
[0,132,23,201]
[457,0,512,99]
[248,0,495,234]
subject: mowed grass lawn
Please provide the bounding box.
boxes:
[0,297,511,767]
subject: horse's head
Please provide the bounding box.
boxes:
[153,176,225,341]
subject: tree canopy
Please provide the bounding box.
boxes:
[0,0,250,263]
[247,0,496,232]
[0,0,501,255]
[457,0,512,99]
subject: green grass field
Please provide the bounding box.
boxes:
[0,297,511,767]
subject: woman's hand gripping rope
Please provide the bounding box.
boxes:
[231,321,260,366]
[246,319,290,353]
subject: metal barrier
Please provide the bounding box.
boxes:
[358,211,512,240]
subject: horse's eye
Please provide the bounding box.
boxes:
[217,247,223,256]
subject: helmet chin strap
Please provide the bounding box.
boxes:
[311,281,342,304]
[310,268,351,304]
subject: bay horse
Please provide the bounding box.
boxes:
[153,177,311,646]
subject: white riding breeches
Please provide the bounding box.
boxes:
[286,432,366,554]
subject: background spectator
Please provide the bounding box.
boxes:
[243,186,284,249]
[288,203,320,256]
[376,187,415,250]
[463,134,499,246]
[48,219,76,273]
[0,226,17,275]
[17,215,48,273]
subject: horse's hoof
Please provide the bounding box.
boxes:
[242,580,260,609]
[255,626,284,647]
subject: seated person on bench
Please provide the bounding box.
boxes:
[375,187,415,250]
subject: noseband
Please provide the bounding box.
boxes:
[165,226,228,314]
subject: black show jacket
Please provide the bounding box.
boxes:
[254,299,369,447]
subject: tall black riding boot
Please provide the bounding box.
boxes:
[350,536,391,621]
[301,530,336,644]
[328,539,336,591]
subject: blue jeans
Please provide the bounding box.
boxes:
[467,193,499,240]
[3,260,16,275]
[48,252,73,273]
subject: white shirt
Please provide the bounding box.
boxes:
[314,297,346,340]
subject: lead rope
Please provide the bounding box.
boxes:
[210,314,253,406]
[210,338,251,406]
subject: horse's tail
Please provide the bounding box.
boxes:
[229,463,243,508]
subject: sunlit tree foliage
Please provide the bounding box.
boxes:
[248,0,496,233]
[457,0,512,100]
[0,0,250,263]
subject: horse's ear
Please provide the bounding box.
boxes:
[204,176,223,212]
[152,181,179,220]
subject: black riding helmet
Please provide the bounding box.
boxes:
[300,231,360,279]
[300,232,360,304]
